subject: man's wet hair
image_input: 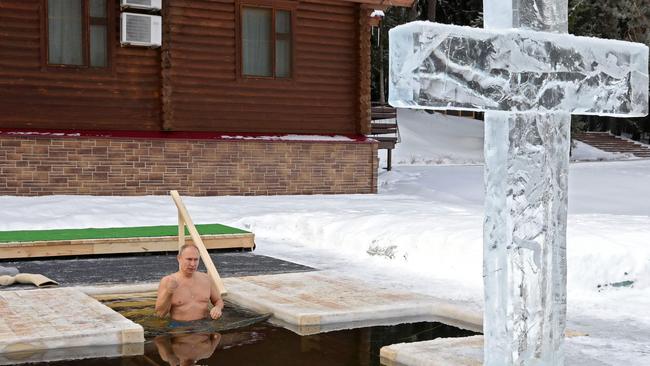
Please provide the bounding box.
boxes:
[178,244,199,257]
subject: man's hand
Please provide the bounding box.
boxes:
[165,276,179,293]
[155,275,178,318]
[209,306,222,320]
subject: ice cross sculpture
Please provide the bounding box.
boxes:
[389,1,648,365]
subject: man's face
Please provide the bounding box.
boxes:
[177,247,200,275]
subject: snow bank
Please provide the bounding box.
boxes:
[379,109,484,166]
[382,109,638,166]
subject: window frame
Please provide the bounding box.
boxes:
[41,0,113,71]
[236,0,296,81]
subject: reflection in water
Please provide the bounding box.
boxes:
[27,322,477,366]
[24,296,478,366]
[103,295,272,365]
[102,295,270,338]
[154,333,221,366]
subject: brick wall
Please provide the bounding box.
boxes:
[0,136,378,196]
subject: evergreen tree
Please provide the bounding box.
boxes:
[568,0,650,136]
[371,0,482,103]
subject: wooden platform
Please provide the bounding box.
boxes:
[0,224,255,260]
[223,271,478,336]
[0,288,143,365]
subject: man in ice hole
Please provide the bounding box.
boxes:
[155,244,224,321]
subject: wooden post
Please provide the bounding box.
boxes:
[170,190,227,296]
[178,212,185,248]
[387,149,392,171]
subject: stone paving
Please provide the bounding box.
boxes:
[380,335,483,366]
[224,271,473,335]
[0,288,143,364]
[379,333,596,366]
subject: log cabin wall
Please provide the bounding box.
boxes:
[163,0,360,134]
[0,0,376,196]
[0,1,162,131]
[0,0,361,134]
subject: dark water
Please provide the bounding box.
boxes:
[22,296,478,366]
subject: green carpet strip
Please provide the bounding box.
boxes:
[0,224,250,243]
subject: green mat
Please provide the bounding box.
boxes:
[0,224,250,244]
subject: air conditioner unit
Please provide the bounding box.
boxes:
[121,13,162,47]
[121,0,162,11]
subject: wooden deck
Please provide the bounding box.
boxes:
[0,227,255,260]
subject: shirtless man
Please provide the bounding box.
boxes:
[155,244,224,321]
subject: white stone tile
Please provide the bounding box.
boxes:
[0,288,144,365]
[224,271,472,335]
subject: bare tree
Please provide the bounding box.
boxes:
[378,22,386,105]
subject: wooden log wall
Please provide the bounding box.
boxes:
[0,0,363,134]
[153,0,362,134]
[0,1,162,131]
[357,6,371,135]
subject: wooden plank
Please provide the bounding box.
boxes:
[178,212,185,247]
[298,2,357,15]
[169,0,234,11]
[0,233,255,259]
[170,190,227,296]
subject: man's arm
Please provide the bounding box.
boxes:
[155,275,178,318]
[153,335,180,366]
[209,280,224,320]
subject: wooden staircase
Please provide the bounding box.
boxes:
[369,105,400,171]
[573,132,650,158]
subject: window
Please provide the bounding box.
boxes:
[47,0,108,68]
[241,6,292,78]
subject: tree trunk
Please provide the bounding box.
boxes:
[409,2,418,21]
[379,22,386,105]
[427,0,436,21]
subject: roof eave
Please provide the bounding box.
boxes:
[348,0,415,9]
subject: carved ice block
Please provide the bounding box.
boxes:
[484,0,568,32]
[389,22,649,117]
[484,111,569,365]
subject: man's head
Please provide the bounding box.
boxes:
[177,244,200,276]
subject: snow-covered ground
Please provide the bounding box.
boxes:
[1,110,649,364]
[378,109,632,166]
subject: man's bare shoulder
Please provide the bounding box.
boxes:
[159,273,177,284]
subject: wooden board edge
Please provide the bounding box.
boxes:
[0,233,253,247]
[0,234,255,259]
